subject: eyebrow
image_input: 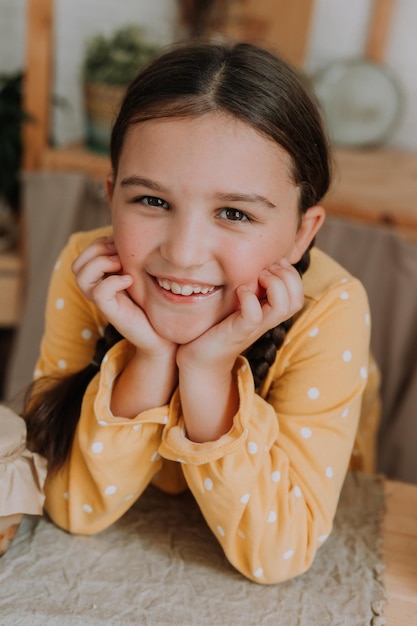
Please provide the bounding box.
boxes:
[120,175,277,209]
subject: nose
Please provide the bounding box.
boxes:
[160,212,210,269]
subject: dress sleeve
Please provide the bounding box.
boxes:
[159,276,371,583]
[34,234,177,534]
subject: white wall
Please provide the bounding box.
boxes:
[1,0,416,150]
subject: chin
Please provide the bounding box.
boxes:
[151,317,213,345]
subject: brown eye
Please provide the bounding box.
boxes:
[221,208,249,222]
[140,196,169,209]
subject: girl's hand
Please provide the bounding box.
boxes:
[72,236,175,357]
[178,259,304,372]
[176,259,304,442]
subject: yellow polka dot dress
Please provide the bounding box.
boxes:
[35,227,380,584]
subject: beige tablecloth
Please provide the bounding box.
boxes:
[0,472,386,626]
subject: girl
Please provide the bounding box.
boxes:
[24,41,380,584]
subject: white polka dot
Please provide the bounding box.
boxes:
[339,291,349,300]
[343,350,352,362]
[240,493,250,504]
[81,328,93,340]
[318,533,329,543]
[271,471,281,483]
[92,442,103,454]
[34,368,43,379]
[241,364,247,372]
[283,549,294,560]
[98,420,107,426]
[204,478,213,491]
[365,313,370,326]
[176,458,186,464]
[104,485,117,495]
[248,441,258,455]
[55,298,65,309]
[151,451,161,462]
[82,504,93,513]
[293,486,302,498]
[326,466,334,478]
[98,326,105,336]
[54,260,61,270]
[58,359,67,370]
[309,326,319,337]
[63,492,69,500]
[341,278,348,284]
[360,366,368,379]
[308,387,320,400]
[102,354,109,363]
[124,494,134,501]
[133,423,141,431]
[162,416,169,424]
[267,511,277,523]
[253,567,263,578]
[300,427,312,439]
[217,525,225,537]
[237,529,246,539]
[284,337,291,346]
[341,407,349,418]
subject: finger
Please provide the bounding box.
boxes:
[236,286,263,325]
[75,254,122,299]
[259,264,304,321]
[71,236,116,274]
[91,274,133,318]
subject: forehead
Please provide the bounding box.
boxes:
[117,113,295,187]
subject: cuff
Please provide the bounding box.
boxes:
[93,339,171,426]
[159,356,255,465]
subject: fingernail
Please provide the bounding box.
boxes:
[280,258,292,267]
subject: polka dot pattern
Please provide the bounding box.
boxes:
[247,441,258,455]
[343,350,352,362]
[91,442,103,454]
[55,298,65,309]
[240,493,250,504]
[283,549,294,560]
[300,427,312,439]
[104,485,117,495]
[204,478,213,491]
[81,328,93,340]
[308,387,320,400]
[271,471,281,483]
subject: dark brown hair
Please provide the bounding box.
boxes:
[24,40,331,471]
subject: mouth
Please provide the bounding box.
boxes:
[155,277,217,297]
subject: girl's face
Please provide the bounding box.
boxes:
[109,113,323,344]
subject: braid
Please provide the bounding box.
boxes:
[24,324,122,474]
[245,247,312,388]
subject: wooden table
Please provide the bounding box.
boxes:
[383,480,417,625]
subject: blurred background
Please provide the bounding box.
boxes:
[0,0,416,483]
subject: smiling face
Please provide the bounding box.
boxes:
[108,113,324,344]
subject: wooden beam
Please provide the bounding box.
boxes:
[365,0,396,63]
[23,0,54,170]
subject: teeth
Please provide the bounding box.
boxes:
[157,278,215,296]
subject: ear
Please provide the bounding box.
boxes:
[288,205,326,264]
[105,174,115,204]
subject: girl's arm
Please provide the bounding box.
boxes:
[159,274,371,583]
[177,262,303,442]
[35,230,178,534]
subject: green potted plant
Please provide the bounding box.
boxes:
[82,25,160,153]
[0,72,27,250]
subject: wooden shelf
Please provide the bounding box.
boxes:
[323,148,417,240]
[40,144,111,183]
[0,250,22,327]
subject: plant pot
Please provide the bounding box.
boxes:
[84,82,127,153]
